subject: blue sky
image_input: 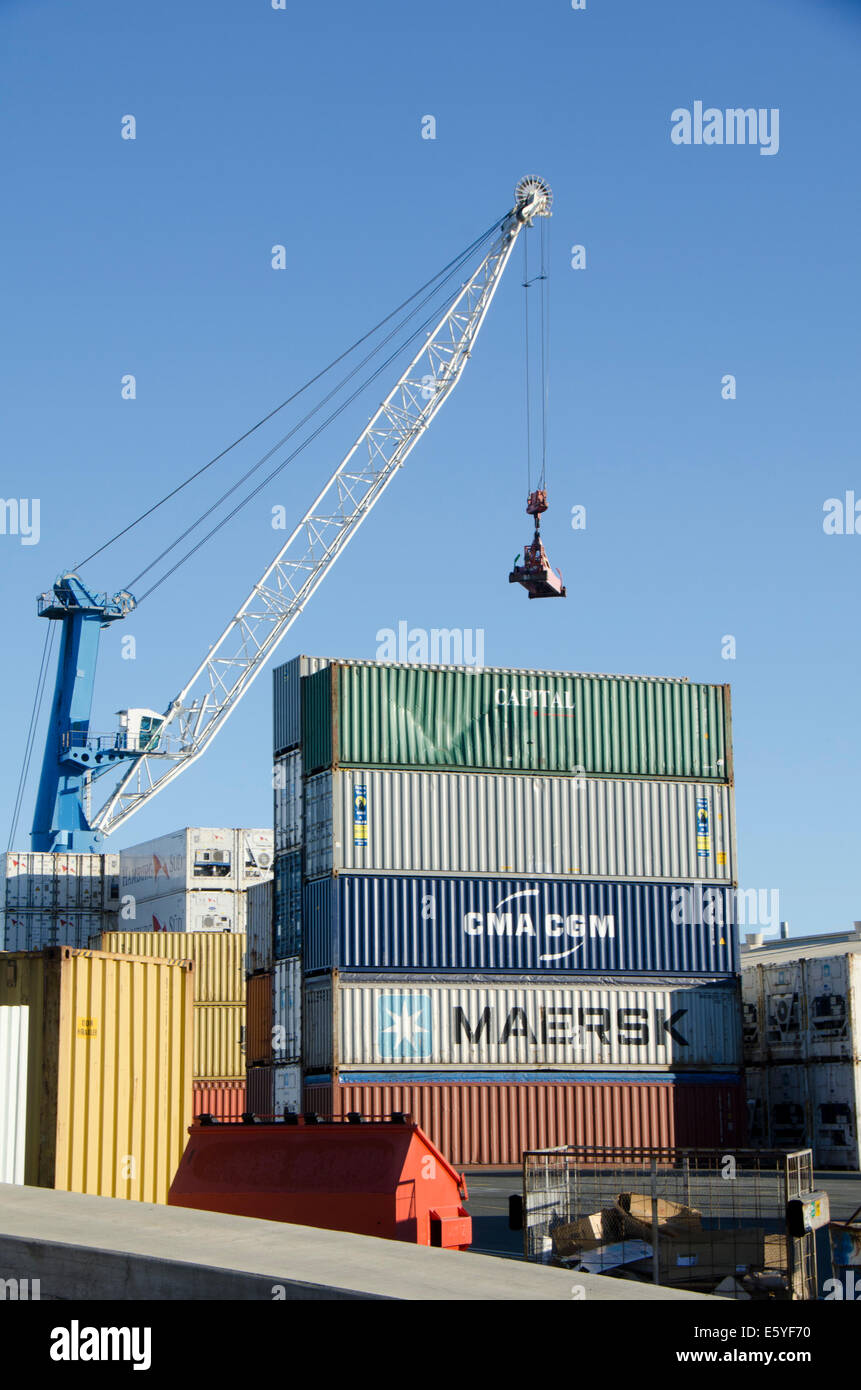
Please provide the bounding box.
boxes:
[1,0,858,936]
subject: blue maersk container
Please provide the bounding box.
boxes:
[301,874,738,976]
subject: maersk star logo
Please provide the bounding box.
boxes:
[378,995,432,1060]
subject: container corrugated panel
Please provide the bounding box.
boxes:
[192,1079,247,1121]
[96,932,246,1004]
[3,851,111,911]
[274,852,302,959]
[274,752,303,855]
[304,770,736,882]
[303,875,738,976]
[246,972,273,1065]
[127,889,246,934]
[302,1076,747,1166]
[274,656,330,755]
[246,1064,273,1115]
[304,977,742,1072]
[302,662,731,780]
[194,1004,245,1079]
[0,1005,28,1183]
[273,1062,302,1116]
[246,881,273,976]
[2,911,113,952]
[272,957,301,1062]
[0,948,193,1203]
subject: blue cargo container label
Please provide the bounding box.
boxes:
[302,874,738,975]
[696,797,710,858]
[378,994,432,1059]
[353,784,367,849]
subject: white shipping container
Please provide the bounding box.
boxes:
[273,752,303,856]
[272,1063,302,1117]
[2,911,113,952]
[809,1062,861,1169]
[742,953,861,1063]
[123,890,246,933]
[3,851,119,911]
[0,1005,28,1184]
[296,769,736,882]
[304,977,742,1072]
[119,827,273,901]
[745,1065,811,1151]
[246,880,273,975]
[272,957,301,1062]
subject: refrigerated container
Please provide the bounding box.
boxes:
[273,1062,302,1116]
[303,975,742,1072]
[0,947,193,1203]
[302,1075,747,1166]
[296,661,732,781]
[301,874,737,976]
[297,769,736,882]
[95,931,246,1004]
[123,889,246,934]
[3,851,119,911]
[743,952,861,1063]
[119,827,274,900]
[3,910,114,952]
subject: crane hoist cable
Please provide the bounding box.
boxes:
[74,219,501,575]
[131,273,488,603]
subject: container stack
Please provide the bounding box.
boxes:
[2,851,120,950]
[270,656,744,1166]
[95,929,248,1119]
[743,934,861,1168]
[245,861,302,1115]
[117,826,274,932]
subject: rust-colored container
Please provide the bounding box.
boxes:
[246,972,273,1065]
[192,1080,246,1121]
[302,1078,747,1167]
[246,1065,273,1116]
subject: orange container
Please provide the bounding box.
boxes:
[168,1116,471,1249]
[192,1080,246,1121]
[246,972,273,1065]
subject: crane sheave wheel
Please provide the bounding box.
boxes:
[515,176,552,217]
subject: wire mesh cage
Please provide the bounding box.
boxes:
[522,1146,816,1299]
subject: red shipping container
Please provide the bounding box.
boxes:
[246,1064,274,1116]
[192,1080,246,1121]
[302,1079,747,1167]
[246,972,273,1064]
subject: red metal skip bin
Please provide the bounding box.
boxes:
[168,1112,472,1250]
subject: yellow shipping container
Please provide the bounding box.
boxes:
[0,947,193,1205]
[194,1003,245,1078]
[96,931,246,1004]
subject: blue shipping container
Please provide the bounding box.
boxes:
[274,851,302,959]
[302,874,738,976]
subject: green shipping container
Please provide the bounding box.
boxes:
[299,662,732,781]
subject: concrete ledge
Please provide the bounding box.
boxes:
[0,1185,711,1301]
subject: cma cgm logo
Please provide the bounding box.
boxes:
[378,995,433,1060]
[494,687,575,710]
[462,888,615,963]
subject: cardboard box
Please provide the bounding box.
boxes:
[660,1229,766,1285]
